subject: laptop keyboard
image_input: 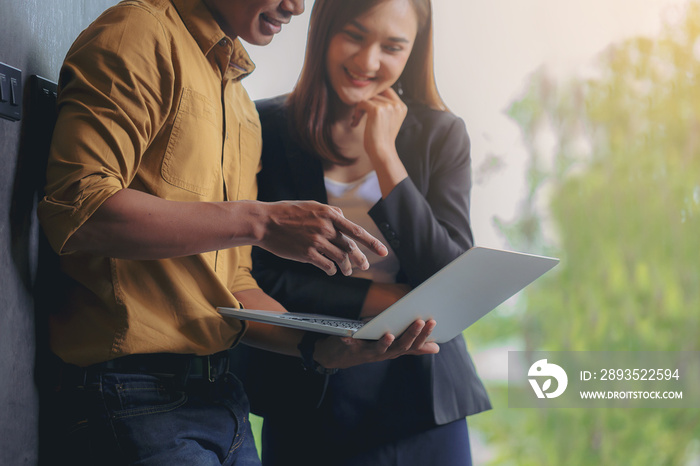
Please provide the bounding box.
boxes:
[279,314,366,330]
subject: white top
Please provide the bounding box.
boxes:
[324,171,400,283]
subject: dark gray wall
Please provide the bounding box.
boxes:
[1,1,116,464]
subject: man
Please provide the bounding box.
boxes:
[38,0,438,464]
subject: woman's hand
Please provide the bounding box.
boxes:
[351,87,409,197]
[352,87,406,162]
[313,319,440,370]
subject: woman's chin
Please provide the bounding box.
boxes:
[334,86,374,105]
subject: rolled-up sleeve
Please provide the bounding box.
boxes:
[38,6,174,254]
[230,245,261,294]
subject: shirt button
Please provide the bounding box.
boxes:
[390,239,400,249]
[219,38,227,47]
[379,222,390,233]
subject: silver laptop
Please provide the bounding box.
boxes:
[218,246,559,344]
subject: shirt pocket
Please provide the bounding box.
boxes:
[161,88,222,199]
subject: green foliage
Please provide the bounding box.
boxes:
[250,414,263,459]
[466,2,700,464]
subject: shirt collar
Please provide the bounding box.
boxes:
[171,0,255,80]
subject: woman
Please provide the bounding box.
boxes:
[241,0,491,464]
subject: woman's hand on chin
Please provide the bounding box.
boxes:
[352,87,407,159]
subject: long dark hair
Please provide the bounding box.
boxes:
[286,0,445,164]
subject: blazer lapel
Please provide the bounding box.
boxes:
[282,133,328,204]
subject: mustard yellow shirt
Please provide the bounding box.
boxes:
[37,0,261,366]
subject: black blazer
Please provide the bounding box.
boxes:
[237,95,490,443]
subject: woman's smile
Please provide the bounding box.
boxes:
[344,66,376,86]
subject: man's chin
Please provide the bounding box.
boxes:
[242,31,275,46]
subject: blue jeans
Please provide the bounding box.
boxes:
[53,369,260,465]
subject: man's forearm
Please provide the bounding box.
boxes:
[64,188,387,276]
[64,188,263,260]
[236,287,440,369]
[236,289,306,357]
